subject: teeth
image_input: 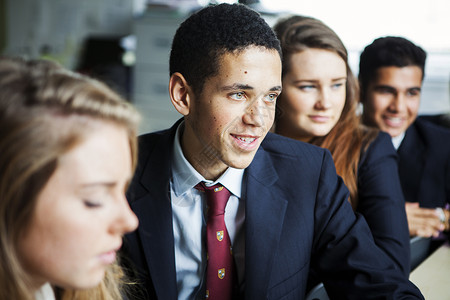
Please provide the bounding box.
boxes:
[386,117,403,125]
[388,117,402,122]
[237,136,255,143]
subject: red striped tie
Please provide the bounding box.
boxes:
[195,182,236,299]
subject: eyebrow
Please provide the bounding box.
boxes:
[408,87,422,92]
[221,83,282,92]
[221,83,254,91]
[374,85,421,92]
[270,85,282,92]
[293,77,347,84]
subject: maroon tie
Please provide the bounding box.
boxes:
[195,182,236,299]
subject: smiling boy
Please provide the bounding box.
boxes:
[359,36,450,239]
[122,4,423,300]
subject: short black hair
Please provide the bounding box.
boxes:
[169,3,281,95]
[359,36,427,101]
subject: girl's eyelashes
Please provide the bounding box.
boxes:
[83,199,102,208]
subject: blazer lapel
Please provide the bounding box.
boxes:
[131,124,179,300]
[243,148,288,299]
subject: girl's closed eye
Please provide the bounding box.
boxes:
[83,199,102,208]
[79,184,111,208]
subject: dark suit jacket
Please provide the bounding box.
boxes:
[397,117,450,208]
[419,113,450,129]
[357,131,410,276]
[123,121,423,300]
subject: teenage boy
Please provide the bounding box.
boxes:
[123,5,423,300]
[359,36,450,239]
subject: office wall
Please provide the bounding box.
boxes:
[0,0,5,53]
[3,0,134,69]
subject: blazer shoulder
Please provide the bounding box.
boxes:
[416,117,450,135]
[360,131,397,164]
[262,132,328,159]
[138,127,172,149]
[414,118,450,152]
[137,118,182,154]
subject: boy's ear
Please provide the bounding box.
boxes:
[169,72,192,116]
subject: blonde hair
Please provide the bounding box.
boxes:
[274,16,378,208]
[0,57,140,300]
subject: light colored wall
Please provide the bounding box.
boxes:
[3,0,134,69]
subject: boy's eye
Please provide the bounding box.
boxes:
[407,89,420,97]
[264,93,278,103]
[230,92,245,100]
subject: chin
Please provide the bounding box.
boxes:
[389,131,403,138]
[69,272,106,290]
[227,155,256,170]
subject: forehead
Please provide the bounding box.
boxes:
[289,49,346,76]
[373,66,423,87]
[213,46,282,87]
[57,122,131,183]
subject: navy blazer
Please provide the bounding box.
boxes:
[357,131,410,276]
[122,121,423,300]
[397,117,450,208]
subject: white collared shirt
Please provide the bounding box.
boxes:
[392,131,406,150]
[170,122,245,300]
[35,283,55,300]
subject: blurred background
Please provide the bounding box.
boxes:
[1,0,449,134]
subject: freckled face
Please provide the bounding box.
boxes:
[182,46,282,180]
[277,49,347,141]
[363,66,422,137]
[18,122,138,291]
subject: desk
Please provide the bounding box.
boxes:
[410,242,450,299]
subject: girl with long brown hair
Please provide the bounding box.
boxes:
[273,15,411,276]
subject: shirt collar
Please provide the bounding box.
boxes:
[171,121,244,198]
[35,283,56,300]
[391,131,405,150]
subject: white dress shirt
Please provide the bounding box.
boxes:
[170,122,246,300]
[34,283,55,300]
[391,131,405,150]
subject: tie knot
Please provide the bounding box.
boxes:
[195,182,231,215]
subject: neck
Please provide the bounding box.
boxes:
[180,126,227,181]
[275,120,311,143]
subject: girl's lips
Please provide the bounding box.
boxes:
[98,250,117,265]
[309,115,330,123]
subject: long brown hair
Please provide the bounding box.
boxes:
[273,16,377,208]
[0,57,139,300]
